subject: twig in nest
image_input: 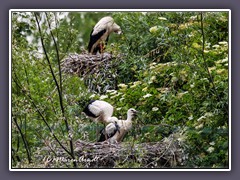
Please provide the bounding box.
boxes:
[61,52,124,93]
[40,132,187,168]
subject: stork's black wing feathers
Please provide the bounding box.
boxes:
[98,122,120,142]
[88,29,107,54]
[105,35,109,44]
[98,129,107,142]
[83,100,98,118]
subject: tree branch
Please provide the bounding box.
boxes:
[34,12,76,167]
[12,116,32,163]
[12,75,72,157]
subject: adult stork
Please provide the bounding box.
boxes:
[83,100,118,141]
[87,16,122,55]
[98,108,138,143]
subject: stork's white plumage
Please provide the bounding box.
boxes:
[98,108,138,143]
[83,100,116,124]
[88,16,122,55]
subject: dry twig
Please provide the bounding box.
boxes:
[61,52,124,93]
[41,133,187,168]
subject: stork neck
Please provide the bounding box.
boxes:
[126,115,133,122]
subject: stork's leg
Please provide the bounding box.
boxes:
[103,124,108,141]
[100,42,105,60]
[96,123,99,142]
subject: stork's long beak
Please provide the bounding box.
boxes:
[133,110,138,116]
[115,29,122,35]
[118,31,122,35]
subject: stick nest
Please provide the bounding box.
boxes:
[42,133,188,169]
[61,52,123,93]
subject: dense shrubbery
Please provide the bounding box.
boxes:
[11,11,229,168]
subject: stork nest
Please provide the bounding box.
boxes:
[42,133,187,169]
[61,52,124,93]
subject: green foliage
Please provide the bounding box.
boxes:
[11,11,229,168]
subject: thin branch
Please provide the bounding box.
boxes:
[12,116,32,163]
[35,130,71,168]
[45,12,63,94]
[44,13,76,167]
[12,148,21,163]
[34,13,76,167]
[12,75,72,156]
[34,13,64,117]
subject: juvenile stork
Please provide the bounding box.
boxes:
[88,16,122,55]
[98,108,138,143]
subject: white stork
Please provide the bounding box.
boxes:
[87,16,122,55]
[98,108,138,143]
[83,100,117,124]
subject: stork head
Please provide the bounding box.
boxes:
[112,23,122,35]
[127,108,138,120]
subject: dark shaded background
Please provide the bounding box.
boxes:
[1,0,238,179]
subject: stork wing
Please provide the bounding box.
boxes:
[92,17,114,35]
[88,17,116,54]
[92,100,114,119]
[83,103,102,118]
[105,122,119,135]
[98,122,119,142]
[87,29,107,54]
